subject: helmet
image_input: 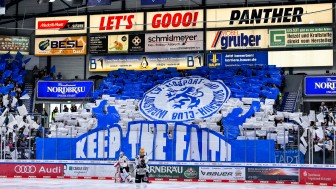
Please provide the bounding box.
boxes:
[140,148,145,153]
[120,152,124,156]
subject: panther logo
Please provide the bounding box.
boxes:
[166,87,204,109]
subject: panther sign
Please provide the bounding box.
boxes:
[139,76,231,122]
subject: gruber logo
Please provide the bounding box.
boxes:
[139,76,231,122]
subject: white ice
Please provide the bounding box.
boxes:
[0,179,331,189]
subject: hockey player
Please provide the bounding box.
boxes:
[115,152,132,183]
[135,148,149,183]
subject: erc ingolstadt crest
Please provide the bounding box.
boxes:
[139,76,231,122]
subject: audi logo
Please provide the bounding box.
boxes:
[14,165,37,174]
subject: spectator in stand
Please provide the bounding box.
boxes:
[52,107,58,122]
[41,108,48,127]
[56,72,63,80]
[33,65,39,81]
[70,104,77,112]
[63,105,69,112]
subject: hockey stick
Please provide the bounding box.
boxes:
[127,145,158,182]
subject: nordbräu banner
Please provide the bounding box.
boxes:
[37,81,94,99]
[304,76,336,96]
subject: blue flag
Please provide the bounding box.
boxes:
[87,0,112,6]
[141,0,166,5]
[50,65,56,74]
[15,51,23,62]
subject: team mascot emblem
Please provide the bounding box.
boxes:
[139,76,230,122]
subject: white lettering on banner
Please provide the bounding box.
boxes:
[87,132,97,158]
[155,124,167,160]
[74,122,232,161]
[149,166,183,174]
[147,10,203,30]
[175,126,187,161]
[207,3,332,28]
[39,166,61,174]
[90,13,144,33]
[314,79,336,90]
[108,127,120,159]
[47,87,85,94]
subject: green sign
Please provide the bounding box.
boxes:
[269,26,333,48]
[148,165,199,179]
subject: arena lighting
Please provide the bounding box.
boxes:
[37,0,55,4]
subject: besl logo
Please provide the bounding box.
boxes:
[38,39,83,51]
[139,76,230,122]
[35,36,87,56]
[269,30,286,47]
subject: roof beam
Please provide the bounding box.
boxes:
[60,0,72,8]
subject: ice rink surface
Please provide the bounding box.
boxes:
[0,179,331,189]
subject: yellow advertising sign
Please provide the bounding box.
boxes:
[35,36,87,56]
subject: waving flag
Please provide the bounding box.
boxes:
[141,0,166,5]
[50,65,56,74]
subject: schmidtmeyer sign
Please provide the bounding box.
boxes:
[145,31,203,52]
[304,76,336,96]
[37,81,94,99]
[207,3,332,28]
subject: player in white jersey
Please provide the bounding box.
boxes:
[114,152,132,183]
[135,148,149,183]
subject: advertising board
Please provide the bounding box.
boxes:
[35,36,87,56]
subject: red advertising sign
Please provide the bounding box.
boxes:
[35,16,87,35]
[90,13,144,33]
[300,168,336,184]
[0,164,64,177]
[147,10,203,31]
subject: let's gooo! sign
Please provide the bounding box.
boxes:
[146,10,203,31]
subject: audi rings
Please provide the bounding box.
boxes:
[14,165,37,173]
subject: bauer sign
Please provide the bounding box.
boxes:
[90,13,144,33]
[207,3,332,28]
[35,15,87,35]
[147,10,203,31]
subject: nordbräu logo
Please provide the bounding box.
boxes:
[139,76,231,122]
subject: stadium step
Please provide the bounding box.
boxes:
[23,83,34,113]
